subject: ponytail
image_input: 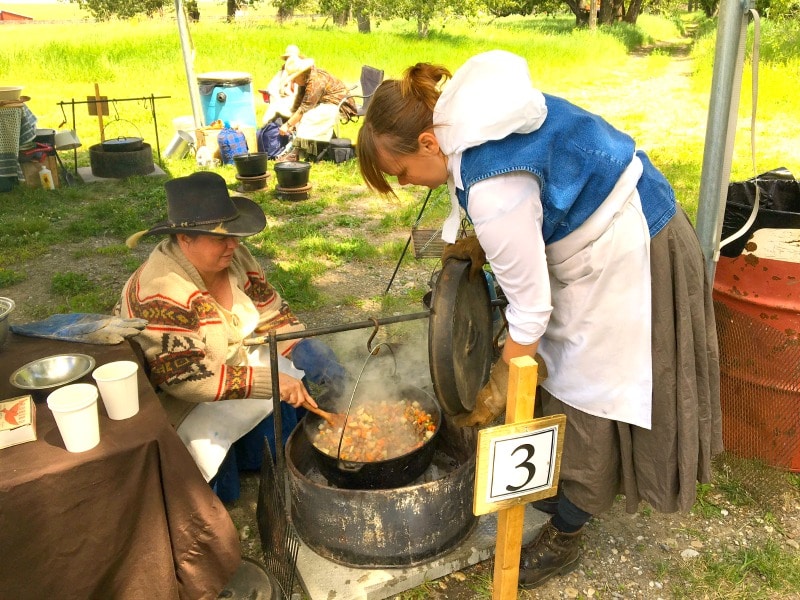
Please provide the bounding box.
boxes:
[357,63,452,194]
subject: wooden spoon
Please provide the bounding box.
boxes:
[302,400,346,429]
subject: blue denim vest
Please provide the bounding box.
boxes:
[456,94,676,243]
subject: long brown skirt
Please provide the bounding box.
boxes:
[540,208,723,515]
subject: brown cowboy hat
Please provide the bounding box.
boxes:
[126,171,266,247]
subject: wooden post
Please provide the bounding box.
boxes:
[95,83,105,142]
[492,356,538,599]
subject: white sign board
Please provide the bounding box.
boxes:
[486,424,560,503]
[473,414,566,516]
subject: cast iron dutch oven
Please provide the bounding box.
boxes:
[102,136,144,152]
[303,384,443,489]
[233,152,269,177]
[274,161,311,188]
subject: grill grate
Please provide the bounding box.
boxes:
[256,441,299,598]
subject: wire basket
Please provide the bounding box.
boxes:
[411,227,447,259]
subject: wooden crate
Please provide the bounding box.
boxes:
[21,155,60,189]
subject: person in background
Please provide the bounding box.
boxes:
[356,50,721,589]
[117,171,346,502]
[276,55,357,161]
[261,44,302,125]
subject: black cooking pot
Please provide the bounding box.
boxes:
[102,136,144,152]
[274,161,311,188]
[303,385,442,490]
[234,152,269,177]
[34,128,56,146]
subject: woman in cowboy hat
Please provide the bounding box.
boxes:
[276,55,357,160]
[117,171,347,501]
[261,44,304,125]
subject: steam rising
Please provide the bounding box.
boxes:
[317,318,434,414]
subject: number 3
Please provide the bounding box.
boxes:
[506,443,536,491]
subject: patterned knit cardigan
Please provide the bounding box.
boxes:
[117,238,304,427]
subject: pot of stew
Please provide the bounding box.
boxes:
[303,384,442,489]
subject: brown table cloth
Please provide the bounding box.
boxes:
[0,334,241,600]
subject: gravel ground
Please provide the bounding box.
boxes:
[227,454,800,600]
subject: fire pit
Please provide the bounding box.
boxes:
[89,142,155,179]
[235,172,269,193]
[274,161,311,200]
[286,416,477,568]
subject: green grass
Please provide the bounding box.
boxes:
[1,10,799,322]
[672,540,800,600]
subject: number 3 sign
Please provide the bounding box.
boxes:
[472,356,566,599]
[473,415,566,515]
[471,356,566,517]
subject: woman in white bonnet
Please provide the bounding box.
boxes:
[356,50,721,589]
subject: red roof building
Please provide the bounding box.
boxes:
[0,11,33,22]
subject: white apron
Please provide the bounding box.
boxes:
[176,280,304,481]
[539,160,653,429]
[294,103,339,142]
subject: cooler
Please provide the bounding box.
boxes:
[197,71,257,129]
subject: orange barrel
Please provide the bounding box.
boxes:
[713,229,800,471]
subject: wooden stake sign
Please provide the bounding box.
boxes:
[472,356,566,599]
[90,83,108,141]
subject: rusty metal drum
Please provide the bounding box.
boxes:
[713,228,800,472]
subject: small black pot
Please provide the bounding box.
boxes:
[34,128,56,146]
[234,152,269,177]
[274,161,311,188]
[102,136,144,152]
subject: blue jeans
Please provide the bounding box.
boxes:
[291,338,348,398]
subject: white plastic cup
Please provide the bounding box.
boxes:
[92,360,140,420]
[47,383,100,453]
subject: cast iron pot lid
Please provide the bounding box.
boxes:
[102,136,143,152]
[216,558,282,599]
[428,258,493,415]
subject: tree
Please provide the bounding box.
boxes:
[70,0,169,20]
[393,0,478,37]
[556,0,643,25]
[484,0,537,17]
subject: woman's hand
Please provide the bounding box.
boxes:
[279,123,293,136]
[277,372,317,408]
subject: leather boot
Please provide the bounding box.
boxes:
[275,148,300,163]
[518,519,583,589]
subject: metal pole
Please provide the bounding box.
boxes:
[695,0,753,280]
[174,0,204,128]
[385,188,435,295]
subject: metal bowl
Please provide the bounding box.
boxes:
[0,297,14,349]
[9,354,96,391]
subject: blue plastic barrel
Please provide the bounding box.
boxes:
[197,71,257,128]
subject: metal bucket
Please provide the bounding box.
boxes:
[163,130,194,159]
[54,130,81,151]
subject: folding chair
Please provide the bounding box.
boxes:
[337,65,385,127]
[296,66,384,163]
